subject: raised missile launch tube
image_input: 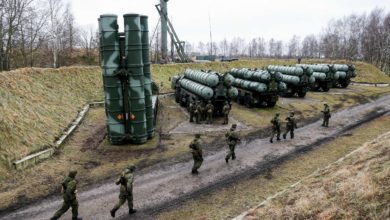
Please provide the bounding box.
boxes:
[124,14,147,144]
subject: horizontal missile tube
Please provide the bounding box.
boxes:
[223,73,235,87]
[267,65,305,76]
[233,78,268,93]
[280,74,301,86]
[297,64,329,73]
[312,72,327,81]
[184,69,219,87]
[179,78,214,99]
[229,68,271,83]
[336,71,347,79]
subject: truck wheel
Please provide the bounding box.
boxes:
[245,97,253,108]
[298,91,306,98]
[267,101,277,107]
[340,81,349,88]
[322,85,330,92]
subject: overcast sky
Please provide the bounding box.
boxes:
[70,0,389,43]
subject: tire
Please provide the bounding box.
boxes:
[340,81,349,88]
[322,85,330,92]
[267,101,277,107]
[298,91,306,98]
[245,96,253,108]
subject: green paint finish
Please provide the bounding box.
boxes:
[99,14,126,144]
[124,14,147,144]
[141,15,154,139]
[184,69,219,87]
[179,78,214,99]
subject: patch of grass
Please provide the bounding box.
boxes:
[246,132,390,219]
[0,67,102,175]
[156,114,390,220]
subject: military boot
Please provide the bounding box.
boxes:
[129,209,137,214]
[110,208,118,218]
[72,217,82,220]
[270,138,273,143]
[283,134,287,139]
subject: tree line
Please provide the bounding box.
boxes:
[182,8,390,74]
[0,2,389,75]
[0,0,98,71]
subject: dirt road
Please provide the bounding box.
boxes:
[2,94,390,220]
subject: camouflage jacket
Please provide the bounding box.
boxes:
[286,116,297,129]
[189,139,203,159]
[270,117,280,129]
[323,106,331,118]
[116,169,134,196]
[206,104,214,114]
[189,103,196,113]
[62,177,77,201]
[226,130,240,145]
[222,104,231,115]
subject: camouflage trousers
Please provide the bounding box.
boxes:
[190,112,195,122]
[223,114,229,124]
[270,127,281,141]
[322,117,330,127]
[283,127,295,139]
[206,113,213,124]
[192,156,203,172]
[112,193,133,212]
[52,198,78,220]
[225,144,236,160]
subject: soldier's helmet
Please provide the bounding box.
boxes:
[127,164,136,172]
[195,134,201,138]
[231,124,237,129]
[324,103,328,106]
[68,170,77,178]
[275,113,280,117]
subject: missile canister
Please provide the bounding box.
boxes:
[179,78,214,99]
[278,82,287,92]
[267,65,304,76]
[233,78,268,93]
[184,69,219,87]
[312,72,327,81]
[229,68,271,83]
[280,74,300,86]
[332,64,349,72]
[140,15,154,139]
[99,14,126,144]
[223,73,235,87]
[336,71,347,79]
[124,14,147,144]
[297,64,330,73]
[228,87,238,98]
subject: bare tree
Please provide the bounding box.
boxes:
[288,35,300,58]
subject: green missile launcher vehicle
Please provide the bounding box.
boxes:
[171,69,237,116]
[228,68,286,108]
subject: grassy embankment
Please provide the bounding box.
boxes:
[243,128,390,219]
[157,113,390,220]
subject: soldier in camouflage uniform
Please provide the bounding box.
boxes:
[222,101,231,125]
[189,100,196,123]
[189,134,203,174]
[225,124,240,163]
[269,113,281,143]
[201,101,207,121]
[195,101,202,124]
[110,165,137,217]
[322,103,331,127]
[51,170,82,220]
[283,112,298,139]
[205,100,214,124]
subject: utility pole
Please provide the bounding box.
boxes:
[160,0,168,62]
[209,12,213,58]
